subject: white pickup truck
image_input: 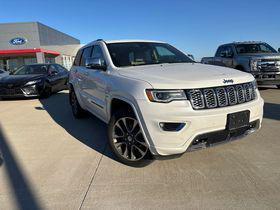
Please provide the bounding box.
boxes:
[69,40,264,166]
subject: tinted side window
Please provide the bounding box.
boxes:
[216,46,225,57]
[55,64,67,73]
[49,65,57,74]
[91,45,105,59]
[74,50,83,66]
[81,47,93,66]
[92,45,106,65]
[155,46,175,56]
[216,46,233,58]
[223,46,234,57]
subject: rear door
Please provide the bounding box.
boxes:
[84,45,108,120]
[74,46,93,106]
[72,49,83,93]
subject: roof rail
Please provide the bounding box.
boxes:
[232,41,263,44]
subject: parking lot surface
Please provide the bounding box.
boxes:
[0,88,280,210]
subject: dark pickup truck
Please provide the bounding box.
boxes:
[201,41,280,88]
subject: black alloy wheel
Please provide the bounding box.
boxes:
[108,110,152,166]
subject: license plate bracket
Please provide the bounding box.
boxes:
[226,110,250,130]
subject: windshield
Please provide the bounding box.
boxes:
[235,43,277,54]
[106,42,194,67]
[13,65,48,75]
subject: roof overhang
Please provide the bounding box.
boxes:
[104,39,166,44]
[0,48,60,57]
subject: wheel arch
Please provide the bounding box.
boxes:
[110,98,135,117]
[108,97,156,154]
[68,82,86,110]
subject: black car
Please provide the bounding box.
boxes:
[0,64,69,99]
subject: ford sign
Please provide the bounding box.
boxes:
[9,37,27,45]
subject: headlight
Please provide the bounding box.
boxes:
[252,79,258,90]
[250,60,259,71]
[25,79,42,86]
[146,89,187,103]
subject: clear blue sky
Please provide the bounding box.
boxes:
[1,0,280,60]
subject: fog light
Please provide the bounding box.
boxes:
[159,122,185,132]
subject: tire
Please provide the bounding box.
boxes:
[108,109,153,167]
[69,88,87,118]
[40,84,52,98]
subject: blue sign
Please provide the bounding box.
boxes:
[9,37,27,45]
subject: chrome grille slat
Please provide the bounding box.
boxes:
[243,83,251,101]
[188,90,205,109]
[226,86,237,105]
[249,83,256,100]
[186,82,256,110]
[203,89,217,108]
[235,85,245,103]
[216,88,228,107]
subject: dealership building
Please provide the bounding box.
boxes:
[0,22,81,71]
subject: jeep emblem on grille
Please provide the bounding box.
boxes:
[223,79,234,84]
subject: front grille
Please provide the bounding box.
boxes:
[186,82,256,110]
[0,88,23,95]
[258,60,280,72]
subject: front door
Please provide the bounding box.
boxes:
[48,64,61,92]
[54,64,69,91]
[77,46,93,107]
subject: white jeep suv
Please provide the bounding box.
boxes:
[69,40,264,166]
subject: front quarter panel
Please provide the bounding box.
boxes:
[106,72,156,150]
[106,71,153,117]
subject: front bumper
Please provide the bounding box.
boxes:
[187,120,260,151]
[253,72,280,85]
[136,92,264,156]
[0,85,42,98]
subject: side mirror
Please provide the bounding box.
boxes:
[85,58,107,70]
[49,70,58,76]
[278,48,280,53]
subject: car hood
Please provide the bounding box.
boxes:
[117,63,254,89]
[0,73,9,78]
[239,53,280,60]
[0,74,45,87]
